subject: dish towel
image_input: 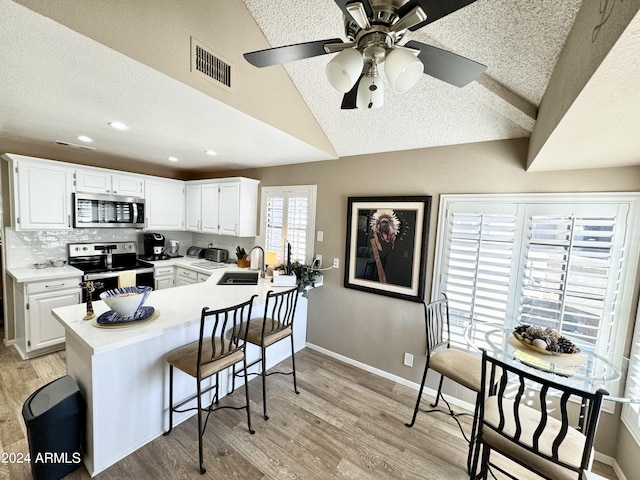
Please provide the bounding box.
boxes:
[118,270,136,288]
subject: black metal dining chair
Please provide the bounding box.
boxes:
[471,349,607,480]
[234,286,300,420]
[405,294,484,472]
[164,295,257,474]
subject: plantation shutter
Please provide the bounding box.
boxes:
[519,209,626,351]
[439,203,521,344]
[434,195,636,355]
[260,186,317,265]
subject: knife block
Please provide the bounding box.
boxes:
[237,255,250,268]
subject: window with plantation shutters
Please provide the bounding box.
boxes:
[260,185,317,265]
[434,194,639,361]
[623,301,640,443]
[442,206,520,343]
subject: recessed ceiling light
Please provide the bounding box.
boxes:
[205,150,217,156]
[108,121,129,130]
[78,135,93,143]
[168,156,179,162]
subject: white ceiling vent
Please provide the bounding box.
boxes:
[191,37,233,92]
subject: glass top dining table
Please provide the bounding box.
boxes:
[463,324,640,404]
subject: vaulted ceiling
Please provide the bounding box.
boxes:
[0,0,638,174]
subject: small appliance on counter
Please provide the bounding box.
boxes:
[140,233,170,261]
[186,246,205,258]
[204,248,228,263]
[167,240,181,258]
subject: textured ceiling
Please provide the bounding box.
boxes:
[1,0,637,173]
[243,0,582,157]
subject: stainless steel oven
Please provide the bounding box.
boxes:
[68,242,154,301]
[73,193,145,228]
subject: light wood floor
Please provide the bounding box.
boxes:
[0,331,618,479]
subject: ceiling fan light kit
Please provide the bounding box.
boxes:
[244,0,487,110]
[384,47,424,93]
[326,48,365,92]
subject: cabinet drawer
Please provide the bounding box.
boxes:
[27,277,82,294]
[155,266,174,277]
[176,268,196,278]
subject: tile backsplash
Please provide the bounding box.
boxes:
[4,227,138,268]
[4,227,257,268]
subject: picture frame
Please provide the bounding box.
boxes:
[344,196,432,302]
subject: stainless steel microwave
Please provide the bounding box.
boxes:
[73,193,145,228]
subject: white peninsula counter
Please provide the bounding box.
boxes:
[52,267,307,476]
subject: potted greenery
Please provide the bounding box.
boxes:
[276,261,322,297]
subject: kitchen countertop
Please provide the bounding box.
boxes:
[52,265,292,355]
[7,264,84,283]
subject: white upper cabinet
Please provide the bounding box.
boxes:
[75,167,144,197]
[185,178,259,236]
[6,154,74,230]
[144,177,185,231]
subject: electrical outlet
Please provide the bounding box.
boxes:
[404,352,414,367]
[333,258,340,268]
[314,255,322,268]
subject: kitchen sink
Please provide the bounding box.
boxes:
[216,271,259,285]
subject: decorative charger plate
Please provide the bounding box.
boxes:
[92,306,160,328]
[512,333,580,357]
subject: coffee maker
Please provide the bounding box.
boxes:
[143,233,168,260]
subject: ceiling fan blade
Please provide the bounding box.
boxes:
[244,38,344,67]
[399,0,478,31]
[341,75,363,109]
[405,40,486,87]
[333,0,374,27]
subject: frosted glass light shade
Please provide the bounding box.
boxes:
[356,76,384,109]
[384,48,424,93]
[326,48,364,93]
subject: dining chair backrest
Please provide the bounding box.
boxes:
[475,350,607,478]
[424,294,450,356]
[261,286,299,338]
[197,296,256,380]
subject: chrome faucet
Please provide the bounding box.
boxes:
[249,246,265,278]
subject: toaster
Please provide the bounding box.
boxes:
[186,246,205,258]
[204,248,228,263]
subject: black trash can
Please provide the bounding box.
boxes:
[22,375,84,480]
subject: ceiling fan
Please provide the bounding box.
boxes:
[244,0,487,110]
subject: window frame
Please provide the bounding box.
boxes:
[257,185,317,265]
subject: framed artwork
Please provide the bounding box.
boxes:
[344,196,432,302]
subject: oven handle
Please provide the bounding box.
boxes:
[84,267,154,281]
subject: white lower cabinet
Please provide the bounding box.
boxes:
[14,276,82,358]
[175,267,198,286]
[174,267,210,287]
[154,266,175,290]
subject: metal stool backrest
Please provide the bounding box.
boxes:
[477,350,606,477]
[261,286,299,338]
[197,295,256,380]
[424,294,451,356]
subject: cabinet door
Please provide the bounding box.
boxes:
[75,168,111,194]
[112,174,144,197]
[16,159,73,230]
[218,183,240,236]
[27,289,81,352]
[155,276,174,290]
[185,184,202,232]
[201,183,220,233]
[145,178,185,230]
